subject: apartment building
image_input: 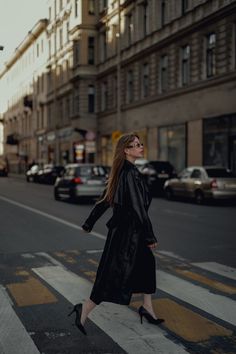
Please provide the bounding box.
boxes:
[97,0,236,172]
[1,0,236,173]
[0,19,48,173]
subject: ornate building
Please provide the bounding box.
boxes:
[1,0,236,173]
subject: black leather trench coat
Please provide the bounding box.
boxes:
[82,159,157,305]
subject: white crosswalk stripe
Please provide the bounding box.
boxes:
[191,261,236,281]
[0,286,40,354]
[33,264,189,354]
[1,253,236,354]
[156,270,236,326]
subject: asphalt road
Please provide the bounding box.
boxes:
[0,176,236,354]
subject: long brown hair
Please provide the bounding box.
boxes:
[101,132,139,205]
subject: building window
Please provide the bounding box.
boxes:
[206,33,216,78]
[88,0,95,15]
[161,0,166,27]
[88,37,95,65]
[60,28,63,49]
[127,70,134,103]
[88,85,95,113]
[101,82,108,111]
[60,0,63,11]
[74,40,80,65]
[113,75,117,108]
[182,0,189,15]
[127,13,133,45]
[141,63,149,98]
[160,55,168,93]
[37,43,39,57]
[181,45,190,86]
[73,87,80,115]
[66,22,69,42]
[159,124,186,172]
[100,32,107,62]
[143,1,149,37]
[75,0,78,17]
[49,6,52,20]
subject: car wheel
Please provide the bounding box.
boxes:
[195,190,204,205]
[54,189,61,201]
[165,187,173,200]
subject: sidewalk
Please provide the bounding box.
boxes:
[8,173,25,180]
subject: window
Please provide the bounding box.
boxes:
[206,33,216,77]
[161,0,166,27]
[191,169,202,179]
[60,0,63,11]
[127,70,134,103]
[101,82,108,111]
[37,43,39,57]
[49,7,51,20]
[160,55,168,92]
[127,13,133,45]
[88,85,95,113]
[182,0,189,15]
[66,22,69,42]
[73,87,80,115]
[181,45,190,86]
[141,63,149,98]
[113,75,117,108]
[159,124,186,172]
[88,0,95,15]
[75,0,78,17]
[74,40,80,65]
[100,32,107,62]
[60,28,63,49]
[143,2,149,37]
[88,37,95,65]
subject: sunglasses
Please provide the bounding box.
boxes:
[127,143,144,149]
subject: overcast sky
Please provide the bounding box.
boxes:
[0,0,48,70]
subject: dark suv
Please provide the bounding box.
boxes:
[139,160,177,195]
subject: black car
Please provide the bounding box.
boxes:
[139,160,177,195]
[37,165,65,184]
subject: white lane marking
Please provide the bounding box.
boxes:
[0,195,105,240]
[158,251,187,261]
[33,264,188,354]
[156,270,236,326]
[191,262,236,281]
[0,286,40,354]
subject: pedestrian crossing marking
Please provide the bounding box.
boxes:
[84,270,96,282]
[131,299,233,342]
[88,258,99,266]
[174,269,236,295]
[6,275,57,307]
[192,262,236,281]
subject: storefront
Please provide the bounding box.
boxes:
[158,124,186,172]
[203,114,236,173]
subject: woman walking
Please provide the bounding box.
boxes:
[68,132,164,335]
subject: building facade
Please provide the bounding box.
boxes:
[97,0,236,172]
[1,0,236,173]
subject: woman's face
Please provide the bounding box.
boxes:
[125,136,144,160]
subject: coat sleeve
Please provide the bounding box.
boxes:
[82,190,110,232]
[127,171,157,245]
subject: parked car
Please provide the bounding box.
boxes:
[139,160,177,195]
[26,164,39,182]
[164,166,236,204]
[0,159,8,177]
[54,163,107,201]
[37,164,65,184]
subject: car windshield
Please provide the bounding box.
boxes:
[76,166,106,177]
[206,168,236,178]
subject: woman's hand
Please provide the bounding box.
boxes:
[147,242,157,249]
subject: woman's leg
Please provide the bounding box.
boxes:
[143,294,157,319]
[81,299,97,325]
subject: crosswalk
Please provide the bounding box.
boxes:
[0,250,236,354]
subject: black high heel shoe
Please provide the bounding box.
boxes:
[138,306,164,325]
[68,303,87,335]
